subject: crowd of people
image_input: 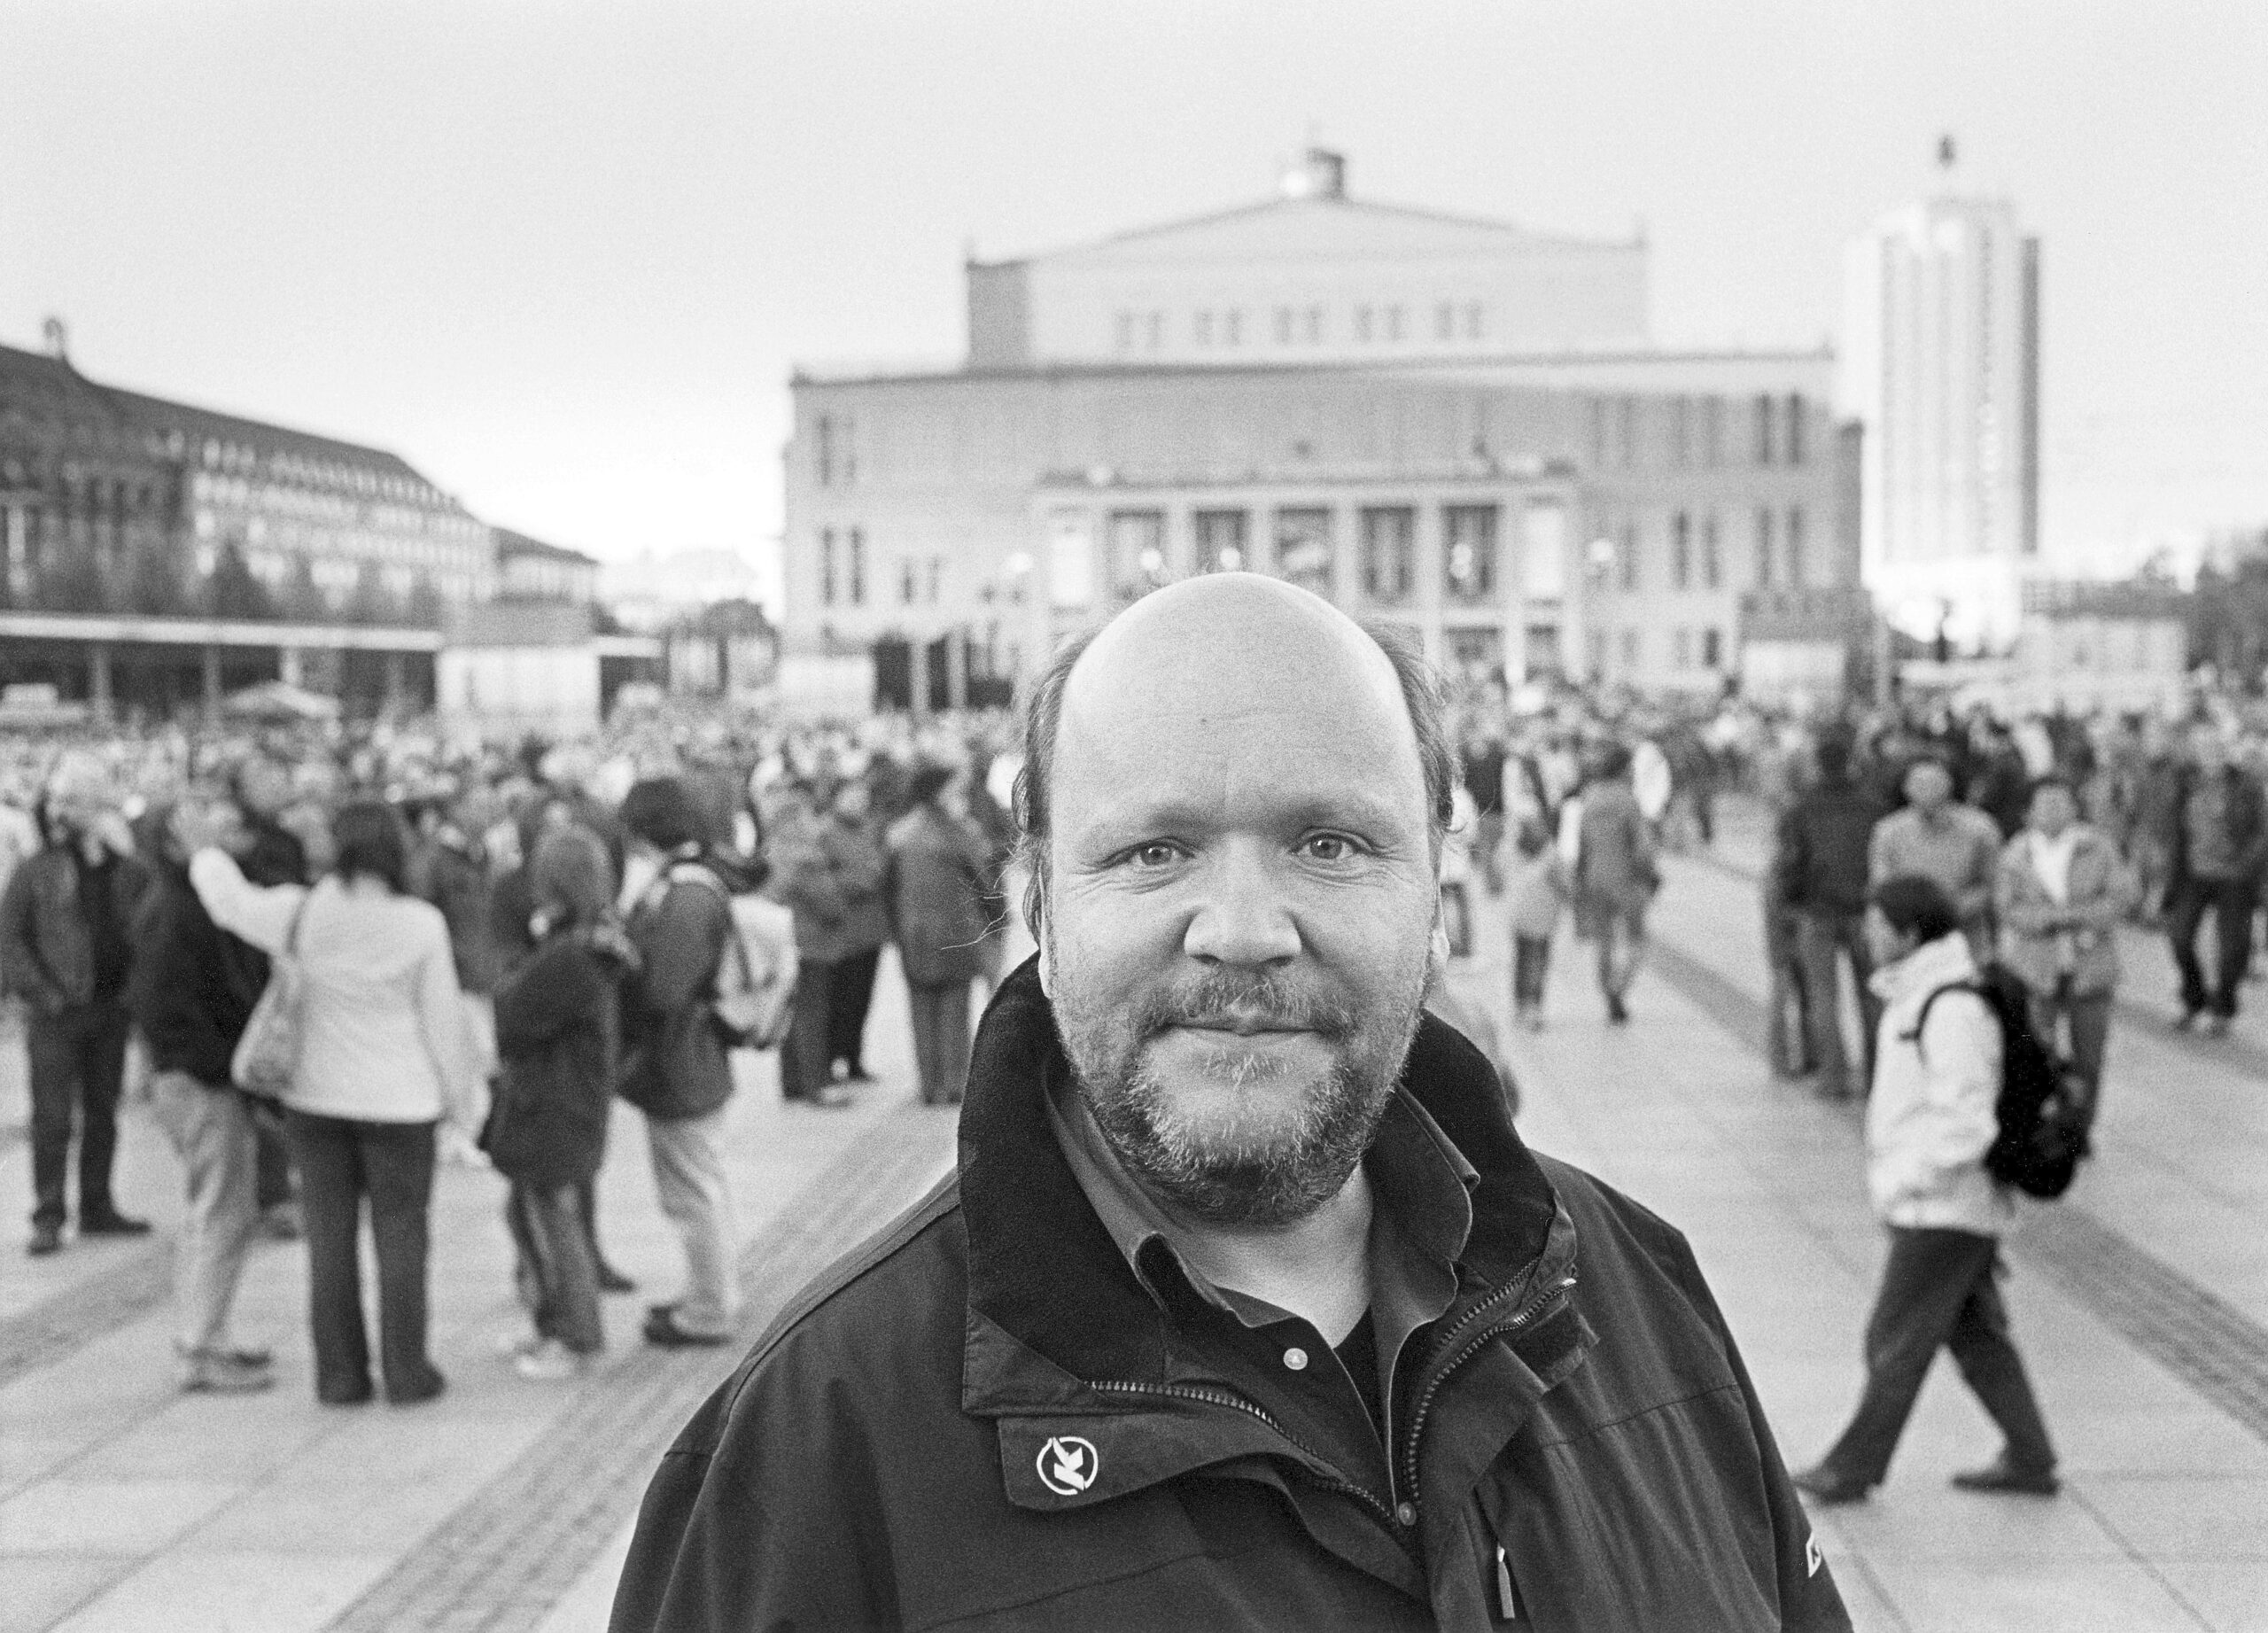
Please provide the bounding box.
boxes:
[0,707,1020,1397]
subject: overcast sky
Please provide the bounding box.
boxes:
[5,0,2263,587]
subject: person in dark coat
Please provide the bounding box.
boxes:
[2164,726,2268,1032]
[821,778,891,1084]
[883,763,994,1105]
[1774,727,1891,1099]
[611,574,1847,1632]
[0,753,150,1256]
[128,797,273,1391]
[489,830,639,1380]
[231,751,308,1237]
[1571,744,1658,1025]
[762,785,850,1108]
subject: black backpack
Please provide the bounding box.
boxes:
[1910,963,2092,1200]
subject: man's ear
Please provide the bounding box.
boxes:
[1036,914,1053,997]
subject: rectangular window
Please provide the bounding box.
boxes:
[815,416,834,486]
[819,528,836,606]
[1360,506,1415,602]
[1354,306,1373,343]
[1619,397,1639,468]
[1702,397,1723,468]
[1193,509,1247,572]
[1442,505,1499,603]
[1464,301,1484,340]
[1146,312,1164,349]
[1786,393,1806,465]
[900,557,917,606]
[1274,508,1334,597]
[1105,509,1166,602]
[1702,513,1721,587]
[1619,520,1639,592]
[1305,306,1324,344]
[1702,627,1723,668]
[1435,302,1456,342]
[1755,393,1776,465]
[1193,311,1214,346]
[848,527,866,605]
[841,415,857,485]
[1671,397,1690,468]
[1223,309,1243,346]
[1274,307,1293,346]
[1672,511,1691,590]
[1588,397,1610,470]
[1386,306,1405,342]
[1786,507,1806,587]
[1755,509,1776,587]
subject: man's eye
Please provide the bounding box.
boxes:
[1301,834,1359,862]
[1127,843,1183,868]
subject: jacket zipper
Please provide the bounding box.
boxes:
[1082,1377,1402,1528]
[1494,1542,1519,1621]
[1397,1273,1579,1517]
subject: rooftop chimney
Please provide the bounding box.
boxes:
[41,315,67,362]
[1279,147,1347,201]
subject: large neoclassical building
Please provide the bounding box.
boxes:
[784,152,1860,705]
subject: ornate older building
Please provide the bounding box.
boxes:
[786,152,1860,704]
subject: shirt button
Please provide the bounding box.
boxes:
[1282,1346,1309,1371]
[1396,1502,1418,1527]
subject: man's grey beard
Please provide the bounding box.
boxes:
[1051,952,1428,1229]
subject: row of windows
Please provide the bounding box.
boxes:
[1601,506,1811,595]
[1114,300,1489,353]
[1588,393,1809,470]
[198,438,439,507]
[1088,504,1505,608]
[818,527,866,606]
[1586,626,1728,674]
[812,415,858,488]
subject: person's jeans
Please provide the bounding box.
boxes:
[146,1071,260,1356]
[780,957,836,1100]
[827,946,882,1074]
[2168,877,2256,1018]
[1817,1226,2055,1487]
[906,981,975,1105]
[1512,936,1551,1011]
[1793,910,1880,1096]
[645,1105,736,1336]
[285,1111,439,1403]
[2028,981,2114,1115]
[26,1001,131,1230]
[507,1180,603,1354]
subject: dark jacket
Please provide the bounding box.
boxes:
[1774,775,1887,917]
[411,828,498,996]
[489,924,636,1187]
[884,804,995,988]
[237,809,310,888]
[612,962,1848,1632]
[2168,765,2268,891]
[0,844,148,1015]
[126,858,266,1086]
[619,859,736,1123]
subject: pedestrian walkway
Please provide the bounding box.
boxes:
[4,833,2265,1630]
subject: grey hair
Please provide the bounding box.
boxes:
[1012,618,1458,943]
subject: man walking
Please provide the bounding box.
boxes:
[1,755,149,1256]
[1868,757,2000,951]
[1795,876,2058,1505]
[1997,777,2131,1117]
[2164,727,2266,1035]
[1775,727,1888,1099]
[613,575,1847,1630]
[617,777,740,1349]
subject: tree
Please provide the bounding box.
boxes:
[2185,530,2268,691]
[206,540,276,620]
[343,560,400,626]
[276,555,330,622]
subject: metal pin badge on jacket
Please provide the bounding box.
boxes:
[1036,1435,1099,1496]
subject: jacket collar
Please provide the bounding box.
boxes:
[957,958,1567,1416]
[1871,930,1976,1006]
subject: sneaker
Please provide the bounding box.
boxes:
[1951,1457,2059,1497]
[596,1263,638,1294]
[514,1339,589,1381]
[259,1201,303,1241]
[183,1351,276,1394]
[2203,1014,2233,1038]
[27,1223,62,1256]
[643,1309,729,1348]
[79,1210,152,1238]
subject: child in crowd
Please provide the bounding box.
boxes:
[1507,818,1569,1031]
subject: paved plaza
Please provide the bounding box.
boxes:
[4,809,2266,1630]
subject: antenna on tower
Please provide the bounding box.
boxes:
[1937,133,1958,172]
[41,315,67,362]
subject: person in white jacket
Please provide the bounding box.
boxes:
[1791,874,2058,1505]
[187,797,481,1407]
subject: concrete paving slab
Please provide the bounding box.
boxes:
[49,1549,392,1633]
[0,1556,136,1633]
[0,1476,243,1554]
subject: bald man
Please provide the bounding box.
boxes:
[613,577,1849,1632]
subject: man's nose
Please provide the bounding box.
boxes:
[1183,844,1301,968]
